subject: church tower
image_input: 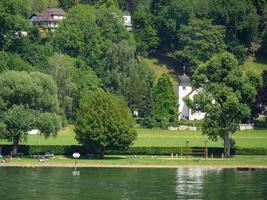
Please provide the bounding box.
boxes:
[176,67,205,120]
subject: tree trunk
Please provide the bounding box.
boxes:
[12,135,19,156]
[224,133,231,157]
[99,147,105,159]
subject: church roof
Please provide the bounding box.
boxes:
[179,74,191,86]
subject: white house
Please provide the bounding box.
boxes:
[123,14,132,31]
[177,74,205,120]
[29,8,65,29]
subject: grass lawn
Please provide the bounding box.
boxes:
[1,155,267,168]
[242,58,267,75]
[1,126,266,148]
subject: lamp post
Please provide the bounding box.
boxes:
[72,152,80,176]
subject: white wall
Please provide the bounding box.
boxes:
[178,85,205,120]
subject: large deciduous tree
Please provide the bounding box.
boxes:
[0,71,62,154]
[175,18,226,73]
[188,52,258,157]
[75,90,136,157]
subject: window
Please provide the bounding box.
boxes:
[183,86,186,91]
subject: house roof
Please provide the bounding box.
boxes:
[30,8,65,23]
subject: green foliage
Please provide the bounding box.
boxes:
[0,51,32,72]
[75,90,137,157]
[27,0,59,13]
[47,53,76,119]
[0,0,30,50]
[208,0,259,47]
[252,70,267,118]
[258,29,267,57]
[132,3,159,55]
[189,52,258,156]
[0,71,62,154]
[153,74,177,121]
[52,4,133,68]
[155,0,194,50]
[18,40,54,70]
[175,19,226,72]
[99,40,154,114]
[1,144,265,156]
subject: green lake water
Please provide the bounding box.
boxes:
[0,167,266,200]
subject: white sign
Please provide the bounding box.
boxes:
[72,152,80,159]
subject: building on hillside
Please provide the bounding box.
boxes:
[123,13,132,31]
[177,73,205,120]
[29,8,65,29]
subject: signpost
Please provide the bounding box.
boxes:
[72,152,80,176]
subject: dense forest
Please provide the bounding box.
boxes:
[0,0,267,129]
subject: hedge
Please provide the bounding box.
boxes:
[0,145,266,156]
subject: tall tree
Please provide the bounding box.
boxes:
[75,90,136,157]
[0,71,62,154]
[99,40,153,114]
[153,74,177,121]
[188,52,258,156]
[175,18,226,73]
[48,53,76,121]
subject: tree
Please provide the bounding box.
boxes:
[99,40,153,113]
[0,51,32,72]
[175,18,226,73]
[75,90,136,157]
[48,53,76,121]
[48,54,100,122]
[0,71,62,154]
[153,74,177,121]
[252,70,267,119]
[188,52,258,157]
[133,2,159,55]
[52,4,133,68]
[208,0,259,47]
[154,0,194,51]
[0,0,30,50]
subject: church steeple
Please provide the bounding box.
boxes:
[179,66,190,86]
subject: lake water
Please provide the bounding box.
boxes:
[0,167,266,200]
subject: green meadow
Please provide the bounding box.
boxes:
[1,126,266,148]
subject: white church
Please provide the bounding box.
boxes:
[176,73,205,120]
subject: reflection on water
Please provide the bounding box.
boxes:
[176,168,206,198]
[0,167,266,200]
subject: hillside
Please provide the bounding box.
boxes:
[141,56,267,85]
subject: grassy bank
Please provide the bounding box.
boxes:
[1,126,266,148]
[1,155,267,168]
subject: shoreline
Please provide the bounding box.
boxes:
[1,163,267,169]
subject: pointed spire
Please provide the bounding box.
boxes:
[183,66,186,75]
